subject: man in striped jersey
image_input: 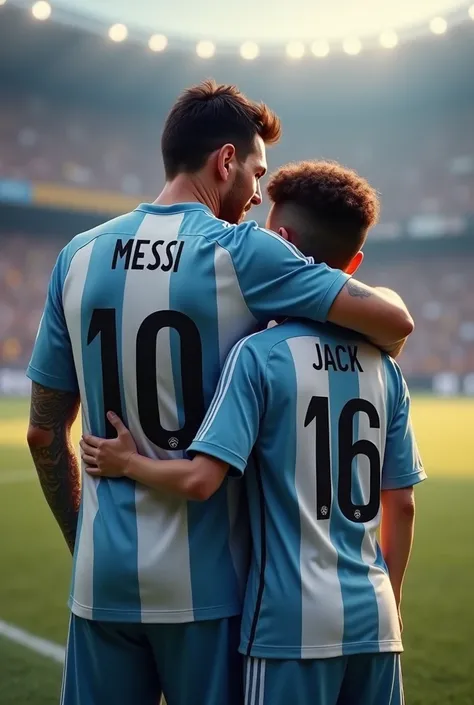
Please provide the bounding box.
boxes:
[82,161,424,704]
[28,79,414,705]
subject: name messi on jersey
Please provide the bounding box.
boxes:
[111,238,185,272]
[313,343,363,372]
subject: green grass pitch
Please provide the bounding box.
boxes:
[0,397,473,704]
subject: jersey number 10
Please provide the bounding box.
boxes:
[87,308,205,450]
[304,396,381,523]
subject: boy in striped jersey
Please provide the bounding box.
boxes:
[82,161,424,705]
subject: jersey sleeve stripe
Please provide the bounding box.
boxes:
[194,331,260,442]
[258,227,314,264]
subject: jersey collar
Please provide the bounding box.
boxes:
[136,202,214,216]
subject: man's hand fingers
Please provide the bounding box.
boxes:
[80,439,97,456]
[82,453,97,466]
[81,434,101,448]
[85,466,102,476]
[107,411,128,436]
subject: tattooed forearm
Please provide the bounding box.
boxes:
[346,280,372,298]
[28,382,81,554]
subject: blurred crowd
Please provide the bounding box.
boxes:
[0,95,161,198]
[0,94,474,225]
[1,233,473,377]
[361,256,474,376]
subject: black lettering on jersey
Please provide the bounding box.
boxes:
[348,346,363,372]
[313,343,364,372]
[112,239,133,269]
[172,240,185,272]
[131,239,150,270]
[324,346,337,371]
[162,240,185,273]
[335,345,349,372]
[147,240,164,271]
[313,343,323,370]
[112,238,185,272]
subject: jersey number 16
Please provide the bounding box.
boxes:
[304,396,381,523]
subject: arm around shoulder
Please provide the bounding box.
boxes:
[327,279,414,356]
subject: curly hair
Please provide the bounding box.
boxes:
[267,160,380,268]
[162,79,281,179]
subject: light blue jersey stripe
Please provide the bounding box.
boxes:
[242,341,302,655]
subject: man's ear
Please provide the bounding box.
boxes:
[345,251,364,275]
[216,144,236,182]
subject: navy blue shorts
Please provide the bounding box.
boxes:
[244,653,404,705]
[61,614,243,705]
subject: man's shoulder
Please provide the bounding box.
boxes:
[65,210,144,255]
[53,210,143,285]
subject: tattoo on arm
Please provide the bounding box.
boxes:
[28,382,80,554]
[346,280,372,298]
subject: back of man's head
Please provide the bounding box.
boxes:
[162,79,281,180]
[266,160,380,271]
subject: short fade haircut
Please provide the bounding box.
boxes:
[161,79,281,180]
[267,160,380,269]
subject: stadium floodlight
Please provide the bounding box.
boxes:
[469,4,474,20]
[196,40,215,58]
[429,17,447,34]
[379,29,398,48]
[342,37,362,55]
[148,34,168,52]
[240,41,259,60]
[311,39,330,58]
[31,1,51,20]
[108,23,128,42]
[285,41,305,59]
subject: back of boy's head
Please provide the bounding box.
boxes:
[266,160,380,270]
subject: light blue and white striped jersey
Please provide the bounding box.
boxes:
[27,202,349,624]
[189,320,426,657]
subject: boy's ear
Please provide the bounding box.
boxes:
[345,251,364,275]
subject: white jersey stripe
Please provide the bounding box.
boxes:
[62,240,97,612]
[214,243,257,367]
[195,331,261,441]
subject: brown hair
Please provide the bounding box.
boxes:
[267,160,380,268]
[161,79,281,179]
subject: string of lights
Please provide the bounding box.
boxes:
[1,0,474,59]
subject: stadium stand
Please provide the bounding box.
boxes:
[0,92,473,224]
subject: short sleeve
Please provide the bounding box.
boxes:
[188,336,265,476]
[227,223,349,324]
[26,249,78,393]
[382,373,426,490]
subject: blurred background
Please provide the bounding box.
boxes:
[0,1,473,704]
